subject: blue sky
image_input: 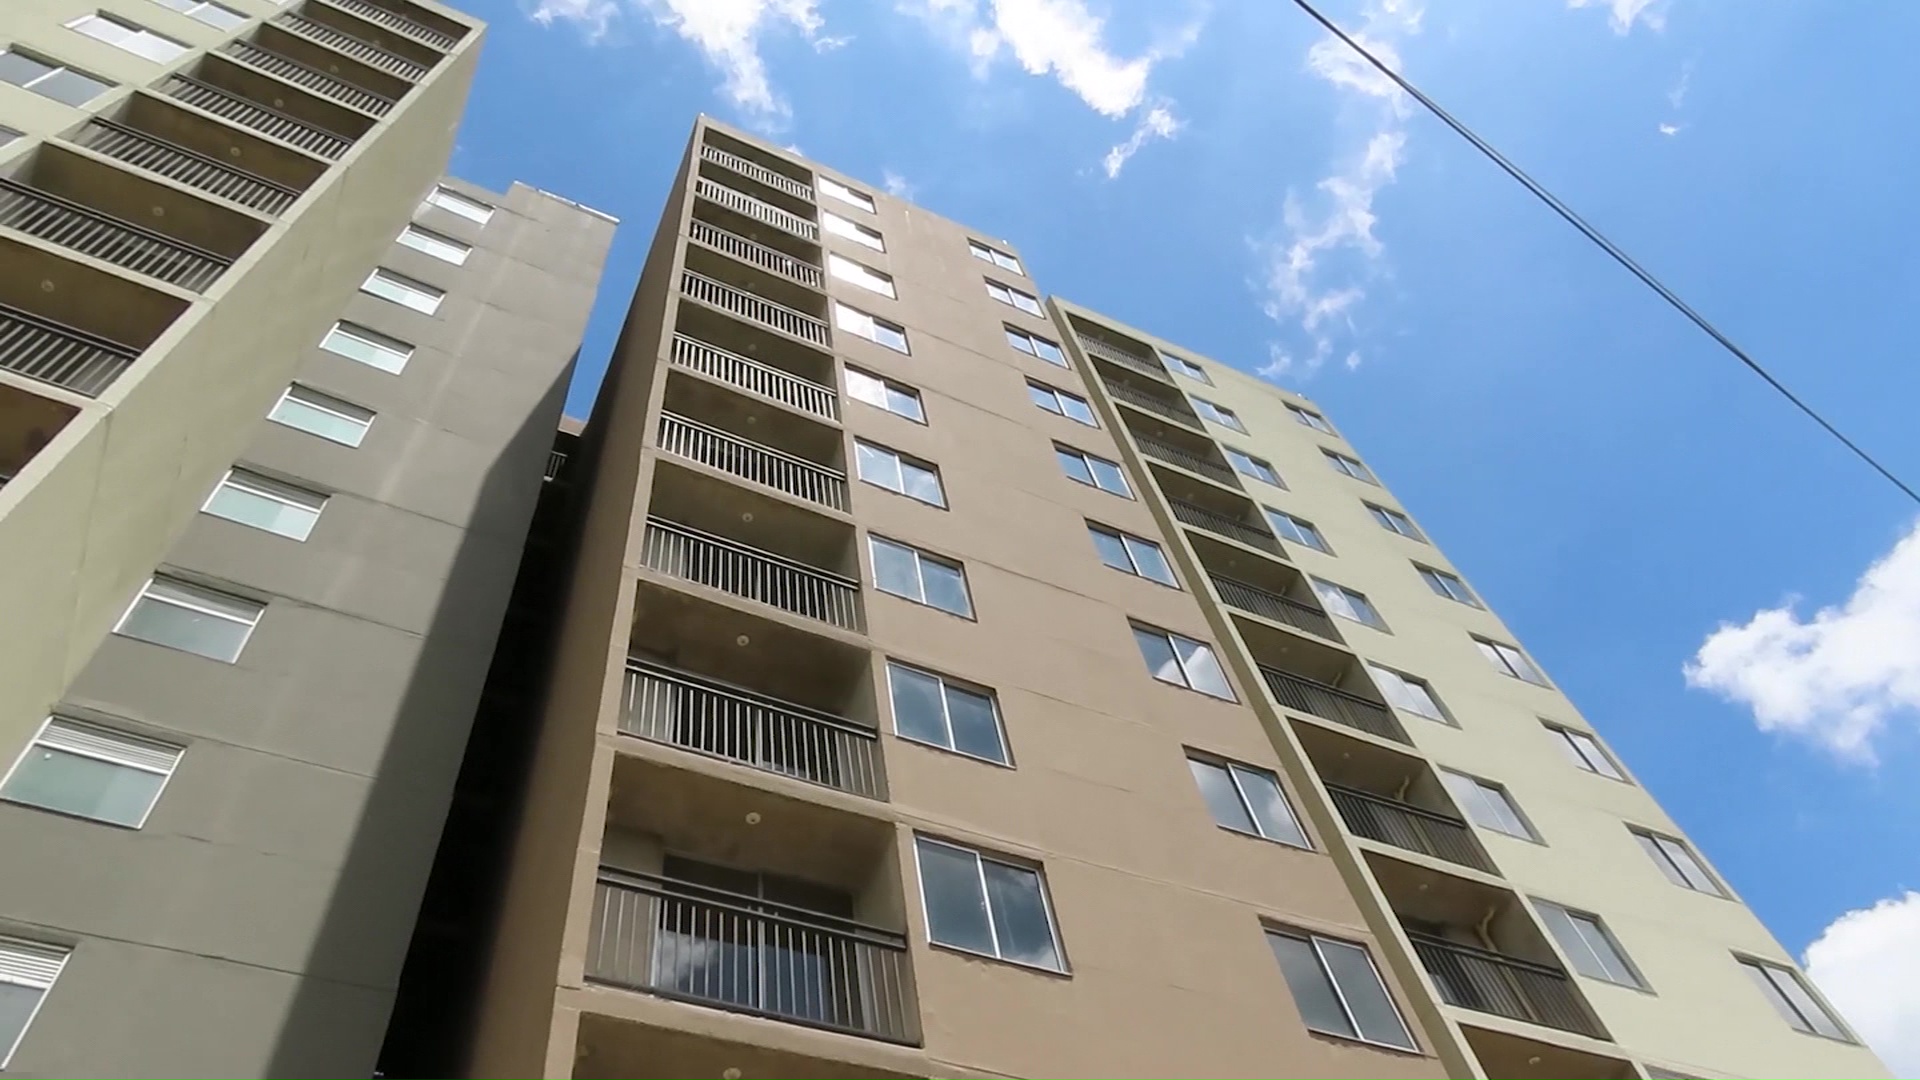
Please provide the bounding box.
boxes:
[441,0,1919,1067]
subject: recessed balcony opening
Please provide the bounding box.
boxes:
[325,0,467,48]
[1295,723,1493,873]
[1100,365,1200,427]
[243,23,411,104]
[1152,463,1282,557]
[1368,853,1606,1041]
[699,130,816,218]
[673,303,834,392]
[1124,412,1239,489]
[0,233,187,397]
[1188,533,1341,645]
[190,54,375,144]
[683,241,827,322]
[300,0,448,68]
[573,1014,922,1080]
[591,758,916,1043]
[1069,319,1169,383]
[663,371,841,468]
[656,377,846,513]
[273,7,430,83]
[689,195,820,272]
[692,172,818,246]
[0,381,78,487]
[78,95,321,216]
[1238,614,1407,744]
[1459,1025,1635,1080]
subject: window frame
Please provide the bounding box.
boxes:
[853,439,946,507]
[1055,444,1132,498]
[319,320,413,374]
[1737,956,1853,1041]
[1267,508,1331,554]
[397,222,473,265]
[0,716,185,829]
[0,48,111,105]
[0,936,69,1069]
[984,278,1044,317]
[1543,721,1626,780]
[200,467,328,541]
[817,175,876,213]
[1086,522,1178,587]
[1163,352,1211,384]
[1323,449,1378,484]
[1366,502,1424,541]
[1266,928,1418,1051]
[1311,577,1388,631]
[1476,636,1550,686]
[1288,402,1335,433]
[1191,396,1246,433]
[913,835,1067,973]
[1441,769,1539,841]
[868,535,974,618]
[1631,827,1724,896]
[968,239,1023,275]
[833,300,909,353]
[66,12,188,62]
[268,384,375,446]
[886,661,1010,766]
[1537,900,1647,990]
[1417,564,1479,606]
[423,185,494,224]
[361,268,444,315]
[826,252,897,298]
[1131,623,1236,701]
[1005,325,1068,367]
[153,0,249,28]
[112,575,264,663]
[1026,380,1098,427]
[1224,447,1283,487]
[844,366,923,423]
[820,209,884,251]
[1186,754,1310,848]
[1368,663,1451,724]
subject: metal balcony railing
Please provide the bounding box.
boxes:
[693,176,818,241]
[1135,434,1239,487]
[274,12,427,80]
[621,662,883,799]
[688,218,822,290]
[317,0,460,51]
[218,39,394,116]
[1210,575,1340,641]
[642,519,862,632]
[1408,933,1604,1039]
[681,269,830,347]
[1078,336,1170,382]
[0,303,139,397]
[698,142,814,203]
[161,74,352,159]
[71,118,300,216]
[668,335,837,421]
[1103,377,1200,427]
[589,870,915,1043]
[1259,666,1407,744]
[0,178,232,292]
[543,449,567,482]
[657,412,846,511]
[1326,785,1492,872]
[1168,498,1282,555]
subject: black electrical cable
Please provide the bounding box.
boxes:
[1287,0,1920,506]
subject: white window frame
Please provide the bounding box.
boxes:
[833,301,909,353]
[826,252,896,298]
[268,384,375,446]
[1225,447,1282,487]
[886,661,1009,765]
[844,367,923,422]
[1268,508,1330,553]
[1005,325,1067,367]
[1367,502,1423,540]
[397,223,472,265]
[1441,770,1538,841]
[0,937,69,1068]
[1544,721,1625,780]
[113,576,264,663]
[1476,636,1549,685]
[0,716,184,828]
[1087,522,1177,587]
[0,48,110,106]
[1187,755,1309,848]
[853,439,945,507]
[423,185,493,224]
[361,268,443,315]
[1266,929,1417,1051]
[1738,957,1852,1040]
[1631,827,1724,895]
[1418,564,1479,606]
[319,320,413,374]
[1163,353,1210,383]
[1055,444,1132,498]
[1324,449,1377,484]
[1132,624,1235,701]
[1537,900,1646,989]
[1312,578,1387,631]
[1027,381,1097,427]
[913,835,1066,972]
[818,175,875,213]
[66,13,188,62]
[152,0,248,28]
[1369,664,1449,723]
[968,240,1023,275]
[984,278,1044,317]
[821,209,884,251]
[200,468,328,541]
[1289,403,1334,432]
[1192,397,1246,432]
[869,535,973,617]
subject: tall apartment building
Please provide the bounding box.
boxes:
[0,0,615,1075]
[463,116,1890,1080]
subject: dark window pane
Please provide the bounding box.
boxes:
[1089,527,1133,573]
[1269,933,1354,1039]
[982,860,1060,969]
[889,664,949,747]
[1189,758,1255,833]
[1124,536,1175,585]
[1319,939,1414,1048]
[944,685,1005,763]
[1056,449,1093,485]
[1133,629,1184,686]
[871,539,921,600]
[1233,766,1308,847]
[1088,458,1130,495]
[917,840,994,955]
[920,559,972,616]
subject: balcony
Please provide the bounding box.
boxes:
[1214,576,1339,640]
[0,233,187,397]
[657,370,845,509]
[1458,1026,1637,1080]
[683,233,827,327]
[1240,614,1406,743]
[1074,326,1171,383]
[1295,721,1493,873]
[694,175,818,243]
[667,334,837,422]
[1411,935,1602,1040]
[95,93,329,207]
[218,27,405,117]
[70,117,302,216]
[1187,533,1341,645]
[699,135,815,205]
[0,380,80,489]
[273,10,429,80]
[590,753,916,1043]
[1263,666,1404,743]
[1329,786,1490,872]
[159,71,354,160]
[0,146,268,292]
[682,269,829,349]
[1154,464,1281,556]
[688,217,822,292]
[1126,413,1239,490]
[1101,371,1204,430]
[573,1013,923,1080]
[310,0,464,53]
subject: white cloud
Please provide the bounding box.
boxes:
[1568,0,1666,34]
[882,169,915,198]
[527,0,619,38]
[1667,60,1693,108]
[1102,104,1181,178]
[1684,519,1920,761]
[1658,122,1681,136]
[1804,891,1920,1076]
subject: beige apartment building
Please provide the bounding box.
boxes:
[465,116,1890,1080]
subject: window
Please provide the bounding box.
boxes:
[888,662,1007,763]
[66,13,187,62]
[0,49,110,105]
[1088,523,1177,587]
[1132,624,1234,700]
[202,468,326,540]
[834,301,908,352]
[821,209,883,251]
[1367,502,1423,540]
[423,185,493,224]
[1,717,183,827]
[1476,636,1549,685]
[817,175,875,212]
[1027,381,1096,426]
[1191,397,1245,432]
[1225,448,1282,487]
[1055,445,1131,497]
[361,268,443,314]
[1005,326,1067,367]
[854,439,944,506]
[915,836,1063,970]
[985,279,1043,317]
[1739,958,1850,1040]
[320,321,412,373]
[827,253,895,298]
[1267,930,1416,1050]
[114,576,263,662]
[0,937,67,1068]
[1312,579,1386,631]
[1537,901,1644,988]
[269,385,374,446]
[1188,756,1308,847]
[397,223,472,265]
[1632,828,1723,895]
[1369,664,1448,723]
[1416,565,1478,606]
[968,240,1022,274]
[1267,509,1330,553]
[1163,353,1210,383]
[1289,403,1334,433]
[1545,722,1624,780]
[870,536,972,616]
[1324,449,1377,484]
[1441,771,1536,840]
[845,367,922,422]
[152,0,248,28]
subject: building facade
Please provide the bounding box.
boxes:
[466,116,1889,1080]
[0,0,616,1074]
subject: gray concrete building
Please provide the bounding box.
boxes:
[0,0,615,1074]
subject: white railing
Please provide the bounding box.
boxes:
[319,0,461,50]
[0,178,231,291]
[161,74,351,159]
[74,118,300,215]
[219,39,393,116]
[0,303,139,397]
[273,12,427,79]
[688,218,822,288]
[697,141,814,202]
[642,519,863,631]
[693,176,818,241]
[669,335,837,420]
[680,270,830,347]
[657,412,846,511]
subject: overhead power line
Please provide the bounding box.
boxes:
[1287,0,1920,506]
